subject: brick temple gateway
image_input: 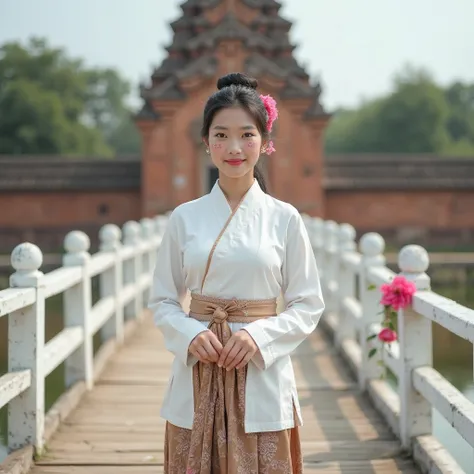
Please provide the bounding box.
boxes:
[135,0,330,216]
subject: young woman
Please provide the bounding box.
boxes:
[149,72,325,473]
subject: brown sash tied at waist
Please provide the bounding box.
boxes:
[189,293,277,326]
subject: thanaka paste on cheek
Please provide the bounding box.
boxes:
[247,142,256,148]
[212,143,223,149]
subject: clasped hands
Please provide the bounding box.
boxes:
[189,329,258,371]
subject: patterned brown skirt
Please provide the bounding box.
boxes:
[164,420,302,473]
[163,296,303,474]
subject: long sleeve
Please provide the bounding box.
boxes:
[148,211,207,366]
[243,212,325,370]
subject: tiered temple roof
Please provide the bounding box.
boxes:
[137,0,324,120]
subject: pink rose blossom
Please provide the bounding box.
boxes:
[259,94,279,132]
[380,275,416,311]
[378,328,397,343]
[259,94,279,154]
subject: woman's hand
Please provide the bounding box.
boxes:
[218,330,258,371]
[189,330,223,363]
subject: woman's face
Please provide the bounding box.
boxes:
[205,106,264,180]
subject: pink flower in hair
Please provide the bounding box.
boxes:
[259,94,278,155]
[259,94,279,132]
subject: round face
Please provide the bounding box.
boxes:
[206,106,264,180]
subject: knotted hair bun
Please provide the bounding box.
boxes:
[217,73,258,91]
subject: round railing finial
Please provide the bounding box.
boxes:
[339,223,356,251]
[140,218,154,239]
[11,242,43,272]
[64,231,91,254]
[360,232,385,258]
[10,242,44,287]
[123,220,141,245]
[99,224,121,251]
[398,244,430,274]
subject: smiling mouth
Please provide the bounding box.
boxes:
[225,159,245,165]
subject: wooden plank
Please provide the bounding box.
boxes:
[38,439,403,460]
[31,459,421,474]
[28,314,419,473]
[303,460,420,473]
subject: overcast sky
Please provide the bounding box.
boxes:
[1,0,473,111]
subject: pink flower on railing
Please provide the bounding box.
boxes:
[186,468,195,474]
[380,275,416,310]
[367,275,417,361]
[378,328,397,343]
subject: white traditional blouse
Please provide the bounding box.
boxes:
[148,179,325,433]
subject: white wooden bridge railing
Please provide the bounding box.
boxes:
[301,215,473,474]
[1,213,473,473]
[0,215,168,459]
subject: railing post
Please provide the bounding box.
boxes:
[63,231,93,390]
[123,220,142,320]
[322,220,339,314]
[99,224,123,344]
[8,243,45,453]
[140,217,155,305]
[335,223,357,348]
[151,216,162,269]
[358,232,386,390]
[397,244,432,449]
[311,218,324,274]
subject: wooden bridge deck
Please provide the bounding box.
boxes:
[30,315,420,473]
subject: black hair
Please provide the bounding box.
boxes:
[201,72,270,194]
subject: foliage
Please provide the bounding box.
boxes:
[325,65,474,156]
[83,68,140,153]
[0,37,140,156]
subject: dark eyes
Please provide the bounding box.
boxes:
[214,132,255,138]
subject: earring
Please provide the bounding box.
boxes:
[206,148,210,154]
[261,146,267,154]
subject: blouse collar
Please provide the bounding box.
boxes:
[209,178,264,218]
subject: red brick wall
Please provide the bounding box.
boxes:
[0,191,140,252]
[2,188,474,254]
[325,190,474,246]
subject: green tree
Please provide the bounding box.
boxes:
[442,82,474,155]
[0,37,140,156]
[83,68,140,154]
[374,66,450,153]
[324,100,384,153]
[324,65,474,156]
